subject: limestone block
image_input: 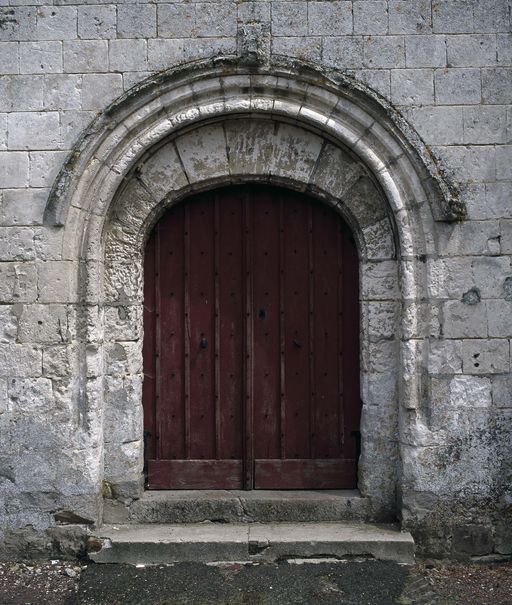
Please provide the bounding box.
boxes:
[109,39,147,72]
[37,260,77,303]
[0,42,19,74]
[364,340,399,373]
[431,375,492,413]
[0,344,41,377]
[324,36,368,69]
[345,176,389,229]
[43,75,81,111]
[497,33,512,64]
[19,41,62,74]
[117,4,155,39]
[269,123,323,183]
[353,1,388,35]
[465,183,512,221]
[434,68,481,104]
[77,5,116,40]
[439,145,496,182]
[308,2,352,36]
[427,257,473,298]
[175,124,229,183]
[0,188,48,226]
[463,106,508,144]
[0,7,37,42]
[0,152,29,187]
[86,344,103,379]
[472,256,512,297]
[0,262,37,302]
[442,300,487,338]
[0,113,6,151]
[447,34,497,68]
[432,0,473,33]
[35,6,76,41]
[29,150,67,188]
[272,37,322,63]
[195,2,236,37]
[225,119,276,178]
[104,375,143,443]
[42,344,77,378]
[0,227,35,260]
[147,39,185,71]
[361,260,399,300]
[18,303,69,344]
[496,145,512,180]
[436,220,501,257]
[405,35,446,68]
[63,40,108,73]
[0,378,6,414]
[405,106,463,145]
[0,75,43,112]
[7,111,61,151]
[429,339,463,374]
[364,301,398,341]
[157,3,195,38]
[0,306,17,343]
[104,305,142,342]
[389,0,431,34]
[361,371,398,406]
[310,143,362,199]
[105,341,142,376]
[363,36,405,68]
[482,68,512,104]
[82,73,123,111]
[8,376,53,412]
[362,219,395,260]
[238,1,270,23]
[272,1,307,37]
[353,69,391,98]
[492,374,512,407]
[461,339,510,375]
[452,525,494,556]
[60,110,95,149]
[138,142,189,202]
[487,300,512,337]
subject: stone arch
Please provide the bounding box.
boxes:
[43,57,461,520]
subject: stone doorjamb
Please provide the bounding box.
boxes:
[43,56,462,522]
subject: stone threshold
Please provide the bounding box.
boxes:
[104,489,369,525]
[89,522,415,565]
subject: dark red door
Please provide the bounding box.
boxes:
[143,186,360,489]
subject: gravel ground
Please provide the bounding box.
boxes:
[0,558,510,605]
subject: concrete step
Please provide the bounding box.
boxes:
[88,522,414,565]
[104,490,369,524]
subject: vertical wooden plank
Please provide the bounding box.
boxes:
[214,193,221,459]
[282,192,310,459]
[183,205,191,459]
[188,194,216,460]
[279,193,286,460]
[142,230,157,460]
[157,207,186,461]
[252,188,281,464]
[243,189,254,488]
[307,203,315,460]
[312,204,341,459]
[337,216,345,454]
[218,189,244,462]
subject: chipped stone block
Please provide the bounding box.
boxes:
[0,262,37,302]
[361,260,399,300]
[0,227,35,260]
[42,344,77,378]
[138,141,189,202]
[443,300,488,338]
[0,344,41,377]
[8,376,53,412]
[0,306,18,343]
[104,305,142,342]
[18,303,69,344]
[37,260,77,303]
[35,6,76,41]
[461,339,510,375]
[175,124,230,182]
[429,339,463,374]
[272,1,307,37]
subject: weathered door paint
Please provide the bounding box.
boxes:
[143,186,360,489]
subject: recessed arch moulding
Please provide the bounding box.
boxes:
[43,58,458,531]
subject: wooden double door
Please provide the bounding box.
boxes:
[143,185,360,490]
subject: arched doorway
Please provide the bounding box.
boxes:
[143,185,360,490]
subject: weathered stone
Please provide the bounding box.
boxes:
[461,339,510,375]
[452,525,494,556]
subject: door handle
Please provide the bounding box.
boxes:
[292,338,302,349]
[200,336,208,349]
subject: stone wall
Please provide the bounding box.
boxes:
[0,0,511,559]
